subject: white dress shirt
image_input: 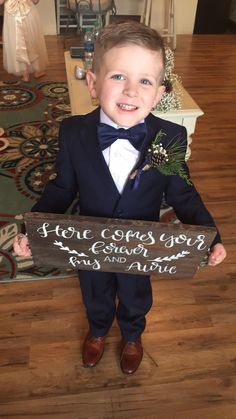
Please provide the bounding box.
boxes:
[100,110,144,194]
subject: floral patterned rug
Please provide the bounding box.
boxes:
[0,80,72,282]
[0,80,177,283]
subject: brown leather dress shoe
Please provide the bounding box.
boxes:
[82,334,106,368]
[120,338,143,374]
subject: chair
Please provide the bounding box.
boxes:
[141,0,152,26]
[162,0,176,50]
[141,0,176,49]
[67,0,116,32]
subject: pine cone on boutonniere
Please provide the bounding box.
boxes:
[130,129,192,189]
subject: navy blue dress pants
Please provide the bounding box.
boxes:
[78,270,153,341]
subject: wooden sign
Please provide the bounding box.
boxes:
[24,212,217,279]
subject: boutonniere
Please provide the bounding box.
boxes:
[130,129,192,189]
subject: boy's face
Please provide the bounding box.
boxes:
[86,44,165,127]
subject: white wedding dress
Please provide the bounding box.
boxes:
[2,0,48,77]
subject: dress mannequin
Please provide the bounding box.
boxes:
[0,0,48,81]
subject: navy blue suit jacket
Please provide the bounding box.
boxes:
[32,107,220,245]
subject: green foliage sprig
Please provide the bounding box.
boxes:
[130,129,192,186]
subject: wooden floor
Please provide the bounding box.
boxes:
[0,34,236,418]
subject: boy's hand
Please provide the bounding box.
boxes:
[207,243,226,266]
[13,234,32,257]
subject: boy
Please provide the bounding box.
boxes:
[13,21,226,374]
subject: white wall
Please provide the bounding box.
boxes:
[36,0,57,35]
[115,0,144,15]
[115,0,198,34]
[37,0,198,35]
[173,0,198,34]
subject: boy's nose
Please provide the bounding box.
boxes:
[123,81,138,97]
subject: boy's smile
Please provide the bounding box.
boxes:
[87,45,165,128]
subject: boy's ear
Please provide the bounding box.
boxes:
[153,84,166,107]
[86,70,97,98]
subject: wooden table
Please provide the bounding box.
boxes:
[64,51,204,158]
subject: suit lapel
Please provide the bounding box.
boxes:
[80,109,120,198]
[122,113,162,193]
[131,114,161,172]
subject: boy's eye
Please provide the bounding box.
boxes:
[140,79,152,85]
[111,74,125,80]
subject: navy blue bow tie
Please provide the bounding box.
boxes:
[97,123,147,151]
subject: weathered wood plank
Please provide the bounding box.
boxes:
[24,212,216,278]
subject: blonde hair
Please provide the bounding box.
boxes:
[92,21,166,81]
